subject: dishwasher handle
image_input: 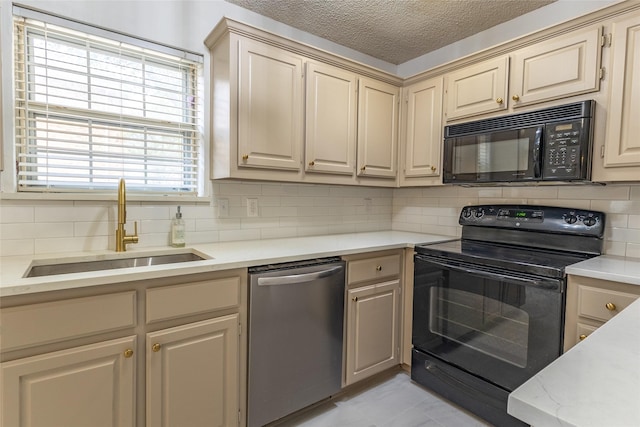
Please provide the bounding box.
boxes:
[256,265,343,286]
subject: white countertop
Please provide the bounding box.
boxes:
[566,255,640,286]
[509,254,640,427]
[508,297,640,427]
[0,231,448,297]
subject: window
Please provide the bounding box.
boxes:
[13,12,203,194]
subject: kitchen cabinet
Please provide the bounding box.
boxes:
[445,25,603,121]
[2,336,136,427]
[305,62,357,175]
[0,270,246,427]
[206,18,401,187]
[147,315,239,427]
[564,275,640,351]
[343,251,402,386]
[399,76,444,186]
[237,39,303,171]
[598,12,640,180]
[356,78,399,179]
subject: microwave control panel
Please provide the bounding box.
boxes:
[543,119,590,180]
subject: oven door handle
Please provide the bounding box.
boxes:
[417,256,561,291]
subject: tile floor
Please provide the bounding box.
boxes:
[273,370,494,427]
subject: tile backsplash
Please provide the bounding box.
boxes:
[1,182,639,259]
[392,183,640,259]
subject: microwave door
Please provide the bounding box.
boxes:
[444,126,543,183]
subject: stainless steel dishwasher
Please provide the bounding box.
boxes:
[247,257,345,427]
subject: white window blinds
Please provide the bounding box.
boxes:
[14,14,202,194]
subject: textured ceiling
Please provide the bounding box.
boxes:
[225,0,556,64]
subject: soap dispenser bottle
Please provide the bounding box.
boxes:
[171,206,185,247]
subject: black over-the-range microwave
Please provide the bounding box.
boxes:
[442,100,595,185]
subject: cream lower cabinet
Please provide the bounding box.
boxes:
[147,315,239,427]
[564,275,640,351]
[596,12,640,181]
[1,336,136,427]
[400,76,444,186]
[344,251,402,386]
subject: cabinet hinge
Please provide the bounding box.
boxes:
[599,67,606,80]
[600,145,605,158]
[601,33,611,48]
[238,322,242,336]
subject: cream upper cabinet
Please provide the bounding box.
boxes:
[146,315,239,427]
[305,62,357,175]
[510,26,603,108]
[237,39,303,171]
[445,26,603,121]
[445,56,509,121]
[2,336,136,427]
[602,12,640,171]
[357,77,399,178]
[400,76,444,185]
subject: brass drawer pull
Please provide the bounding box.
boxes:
[242,154,249,161]
[579,334,587,341]
[375,265,382,272]
[605,302,616,311]
[124,349,134,358]
[152,343,162,352]
[496,97,503,104]
[512,94,520,101]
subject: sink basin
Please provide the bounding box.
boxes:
[24,252,207,278]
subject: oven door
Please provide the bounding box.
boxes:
[443,125,543,184]
[413,254,564,391]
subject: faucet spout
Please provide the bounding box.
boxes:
[115,178,139,252]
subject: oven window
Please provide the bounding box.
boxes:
[429,286,529,368]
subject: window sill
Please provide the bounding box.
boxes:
[0,192,209,203]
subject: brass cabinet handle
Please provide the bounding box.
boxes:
[496,97,503,104]
[242,154,249,161]
[360,166,366,171]
[605,302,616,311]
[430,166,436,172]
[512,94,520,101]
[309,161,315,166]
[152,343,162,352]
[352,296,358,302]
[124,349,134,358]
[579,334,587,341]
[376,265,382,272]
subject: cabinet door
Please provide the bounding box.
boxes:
[604,14,640,168]
[238,39,303,170]
[147,314,239,427]
[511,26,602,108]
[345,279,400,385]
[445,56,508,120]
[357,78,399,178]
[305,62,357,175]
[1,336,136,427]
[403,77,444,178]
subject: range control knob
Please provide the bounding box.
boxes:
[565,215,578,224]
[583,217,597,227]
[475,209,484,219]
[462,209,472,219]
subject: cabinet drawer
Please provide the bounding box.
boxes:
[578,285,639,323]
[146,276,240,323]
[1,292,136,352]
[348,254,400,285]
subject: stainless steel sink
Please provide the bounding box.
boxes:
[24,252,207,278]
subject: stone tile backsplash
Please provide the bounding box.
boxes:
[1,182,639,259]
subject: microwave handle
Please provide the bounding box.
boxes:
[533,126,543,178]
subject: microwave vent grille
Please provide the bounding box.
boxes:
[445,100,594,137]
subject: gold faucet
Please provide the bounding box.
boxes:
[116,178,139,252]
